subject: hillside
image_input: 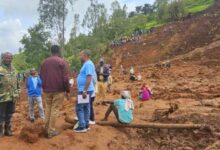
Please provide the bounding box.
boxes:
[110,0,220,68]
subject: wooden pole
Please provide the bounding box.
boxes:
[97,122,206,129]
[65,116,206,130]
[65,116,77,125]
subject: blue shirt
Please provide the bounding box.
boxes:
[32,77,38,89]
[77,60,95,92]
[114,99,133,124]
[27,76,42,97]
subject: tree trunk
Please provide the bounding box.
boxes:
[97,122,206,129]
[61,0,65,57]
[65,115,206,130]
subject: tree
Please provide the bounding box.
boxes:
[168,0,186,21]
[18,48,22,53]
[38,0,76,48]
[128,11,136,18]
[154,0,169,21]
[20,23,51,69]
[141,4,154,15]
[82,0,108,32]
[70,14,80,39]
[135,6,142,14]
[109,1,127,38]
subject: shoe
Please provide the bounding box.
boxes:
[73,121,79,130]
[47,131,59,139]
[4,123,12,136]
[74,116,78,121]
[89,120,96,125]
[74,127,87,133]
[86,125,90,131]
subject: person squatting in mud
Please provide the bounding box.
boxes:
[0,52,20,137]
[139,84,152,101]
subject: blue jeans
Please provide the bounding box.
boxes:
[76,91,93,128]
[28,96,45,120]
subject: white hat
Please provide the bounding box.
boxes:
[121,90,131,99]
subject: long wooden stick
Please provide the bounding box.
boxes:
[65,116,77,125]
[65,116,206,129]
[97,121,206,129]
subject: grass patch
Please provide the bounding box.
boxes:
[185,0,214,13]
[145,20,163,29]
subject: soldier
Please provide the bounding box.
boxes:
[0,52,20,137]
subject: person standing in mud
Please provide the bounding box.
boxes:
[75,50,95,133]
[40,45,70,139]
[0,52,20,137]
[26,68,45,123]
[96,59,110,99]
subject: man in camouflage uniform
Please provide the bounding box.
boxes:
[0,52,20,137]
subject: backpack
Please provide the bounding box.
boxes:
[103,64,110,77]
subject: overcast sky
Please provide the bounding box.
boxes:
[0,0,155,54]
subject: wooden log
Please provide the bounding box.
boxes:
[65,116,77,125]
[65,116,208,130]
[97,121,206,129]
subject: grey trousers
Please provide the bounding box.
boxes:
[28,96,45,120]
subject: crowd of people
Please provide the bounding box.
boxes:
[0,44,152,139]
[111,28,154,47]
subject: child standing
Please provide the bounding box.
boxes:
[27,68,45,122]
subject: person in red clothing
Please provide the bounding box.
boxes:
[40,45,70,139]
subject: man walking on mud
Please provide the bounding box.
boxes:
[74,50,95,133]
[0,52,20,137]
[40,45,70,138]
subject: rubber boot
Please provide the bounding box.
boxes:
[0,123,5,137]
[5,122,12,136]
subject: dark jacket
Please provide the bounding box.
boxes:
[40,56,70,93]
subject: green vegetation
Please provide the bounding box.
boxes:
[13,53,31,72]
[145,20,163,29]
[185,0,214,13]
[13,0,215,72]
[144,0,214,29]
